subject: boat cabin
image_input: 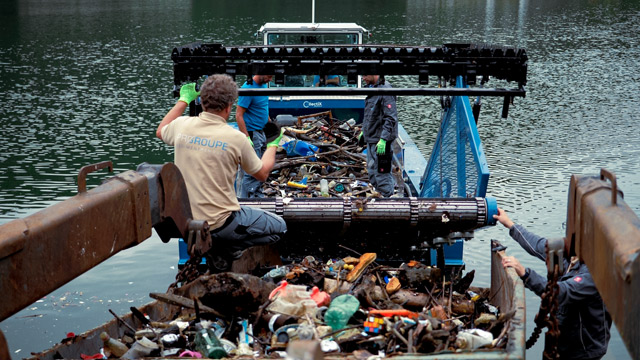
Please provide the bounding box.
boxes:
[257,23,369,122]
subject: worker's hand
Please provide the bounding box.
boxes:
[178,83,200,104]
[357,131,365,146]
[267,128,284,148]
[376,139,387,155]
[502,256,525,277]
[493,208,514,229]
[247,135,254,147]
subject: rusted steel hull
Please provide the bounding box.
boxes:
[25,249,526,360]
[566,170,640,359]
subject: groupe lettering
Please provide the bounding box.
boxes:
[177,133,228,151]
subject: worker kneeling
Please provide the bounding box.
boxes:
[156,75,287,267]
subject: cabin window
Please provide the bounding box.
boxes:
[266,32,360,88]
[267,33,359,45]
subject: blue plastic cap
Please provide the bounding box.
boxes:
[485,197,498,226]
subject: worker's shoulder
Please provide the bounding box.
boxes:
[220,124,250,143]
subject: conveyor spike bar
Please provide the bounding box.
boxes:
[239,197,494,229]
[172,43,527,88]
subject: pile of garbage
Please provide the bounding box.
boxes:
[263,112,395,198]
[93,253,512,359]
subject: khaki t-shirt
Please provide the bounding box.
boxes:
[161,112,262,229]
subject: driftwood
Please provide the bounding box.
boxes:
[324,278,431,307]
[174,273,276,317]
[149,292,224,318]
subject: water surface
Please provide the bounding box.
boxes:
[1,1,638,358]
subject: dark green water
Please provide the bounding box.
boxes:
[1,0,638,358]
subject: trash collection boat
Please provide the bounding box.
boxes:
[1,24,533,359]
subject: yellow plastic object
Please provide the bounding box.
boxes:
[287,181,308,189]
[287,176,308,189]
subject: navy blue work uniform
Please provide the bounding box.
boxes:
[510,224,612,360]
[362,78,398,197]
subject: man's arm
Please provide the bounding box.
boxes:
[156,101,187,139]
[379,94,398,141]
[235,105,250,137]
[249,129,284,181]
[157,83,199,139]
[252,146,277,181]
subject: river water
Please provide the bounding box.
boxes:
[1,0,638,358]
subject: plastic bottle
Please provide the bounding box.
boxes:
[320,179,329,197]
[100,332,129,357]
[324,294,360,331]
[338,118,357,130]
[194,324,227,359]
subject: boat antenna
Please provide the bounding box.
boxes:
[312,0,315,23]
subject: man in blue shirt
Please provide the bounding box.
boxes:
[313,75,340,87]
[236,75,273,198]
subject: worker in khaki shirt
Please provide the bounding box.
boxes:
[156,74,287,262]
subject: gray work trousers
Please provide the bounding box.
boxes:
[210,205,287,252]
[366,143,395,197]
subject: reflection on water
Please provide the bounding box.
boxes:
[1,0,638,358]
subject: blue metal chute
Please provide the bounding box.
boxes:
[420,76,490,198]
[420,76,492,267]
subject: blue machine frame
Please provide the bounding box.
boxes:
[413,76,492,266]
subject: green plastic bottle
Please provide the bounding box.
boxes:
[194,325,227,359]
[324,294,360,331]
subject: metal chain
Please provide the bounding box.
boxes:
[167,255,203,293]
[542,264,561,360]
[525,263,561,360]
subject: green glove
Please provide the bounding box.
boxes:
[376,138,387,155]
[178,83,200,104]
[267,129,285,148]
[357,131,365,146]
[247,135,254,147]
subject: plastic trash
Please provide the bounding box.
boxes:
[455,329,493,350]
[283,139,319,159]
[121,337,159,359]
[194,324,227,359]
[338,118,357,130]
[99,332,128,358]
[287,176,308,189]
[161,333,186,348]
[320,179,329,197]
[268,281,318,317]
[310,286,331,307]
[263,266,288,281]
[324,294,360,331]
[179,350,202,358]
[320,339,340,353]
